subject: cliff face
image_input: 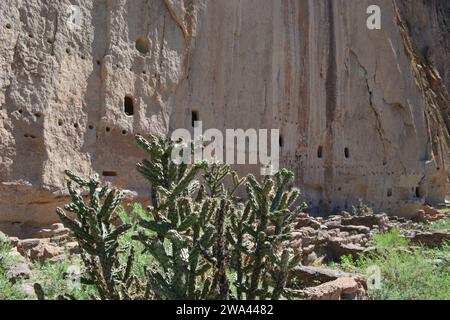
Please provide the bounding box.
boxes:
[0,0,448,224]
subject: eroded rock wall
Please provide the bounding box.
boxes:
[0,0,448,224]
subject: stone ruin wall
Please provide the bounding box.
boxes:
[0,0,449,225]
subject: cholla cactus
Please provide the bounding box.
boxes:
[53,134,307,300]
[56,170,144,300]
[226,169,306,299]
[134,134,228,299]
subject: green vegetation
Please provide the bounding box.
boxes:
[31,255,97,300]
[55,170,145,299]
[0,235,27,300]
[1,134,449,300]
[431,217,450,232]
[1,233,96,300]
[351,199,374,216]
[35,134,306,300]
[337,229,450,300]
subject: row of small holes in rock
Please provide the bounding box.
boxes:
[57,121,128,135]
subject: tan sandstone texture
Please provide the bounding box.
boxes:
[0,0,449,225]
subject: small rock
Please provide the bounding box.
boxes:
[422,205,440,217]
[47,254,66,264]
[327,215,342,221]
[290,231,303,240]
[290,239,302,250]
[302,244,316,254]
[8,237,20,246]
[339,225,371,234]
[296,218,322,230]
[7,247,23,258]
[326,229,341,238]
[341,215,386,228]
[409,232,450,247]
[303,277,367,300]
[31,223,69,239]
[302,237,319,247]
[266,225,276,235]
[65,242,79,254]
[18,239,65,263]
[122,189,139,200]
[302,252,319,266]
[7,261,32,283]
[339,211,352,219]
[288,266,355,286]
[17,239,41,254]
[41,244,64,262]
[324,220,342,229]
[297,212,309,219]
[326,239,366,261]
[19,283,37,300]
[50,223,65,231]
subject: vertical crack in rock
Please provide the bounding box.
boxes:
[157,14,166,87]
[50,9,59,57]
[349,50,393,170]
[163,0,194,76]
[324,0,337,212]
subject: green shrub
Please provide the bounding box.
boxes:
[31,255,97,300]
[338,230,450,300]
[371,228,410,250]
[0,236,28,300]
[351,199,374,216]
[431,218,450,232]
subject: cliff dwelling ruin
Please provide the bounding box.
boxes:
[0,0,449,225]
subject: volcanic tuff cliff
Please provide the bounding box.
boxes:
[0,0,449,224]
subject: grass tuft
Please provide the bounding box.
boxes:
[337,229,450,300]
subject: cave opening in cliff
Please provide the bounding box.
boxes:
[415,187,421,198]
[102,171,117,177]
[124,96,134,116]
[191,110,199,127]
[344,147,349,158]
[317,146,323,158]
[135,36,150,54]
